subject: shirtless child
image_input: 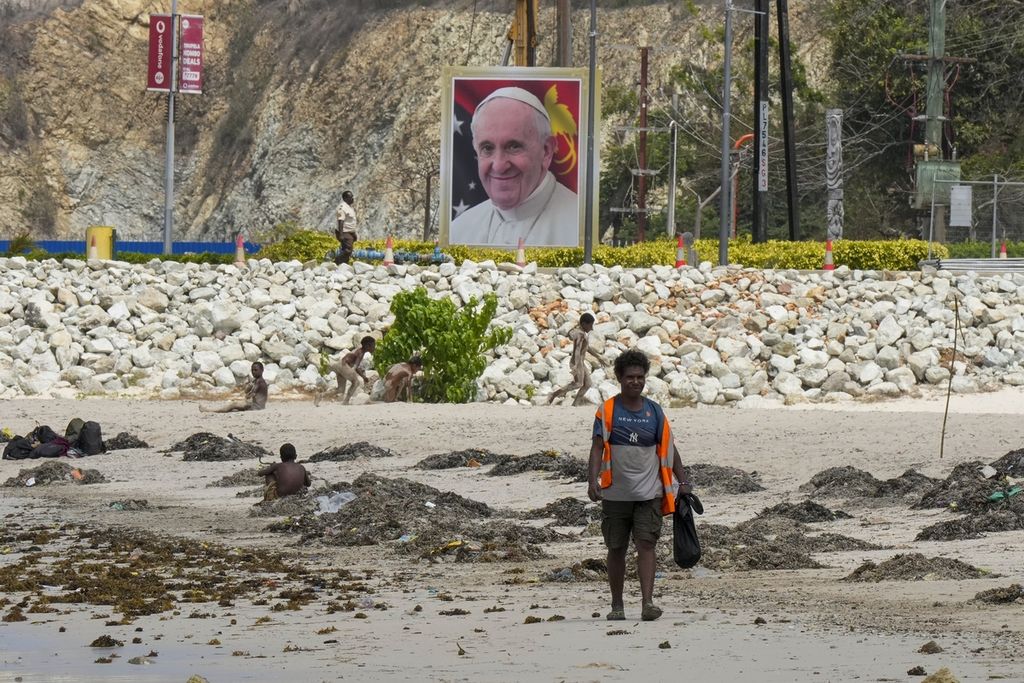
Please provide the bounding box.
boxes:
[200,362,269,413]
[381,355,423,402]
[548,313,605,406]
[259,443,311,501]
[332,336,375,404]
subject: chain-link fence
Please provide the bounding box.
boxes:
[931,177,1024,256]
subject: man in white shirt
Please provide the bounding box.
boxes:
[335,190,357,264]
[450,87,580,247]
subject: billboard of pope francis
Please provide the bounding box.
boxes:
[440,66,597,249]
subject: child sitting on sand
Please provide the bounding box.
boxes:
[200,362,269,413]
[259,443,311,502]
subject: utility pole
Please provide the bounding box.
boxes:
[752,0,769,243]
[584,0,597,263]
[777,0,800,241]
[162,0,178,255]
[556,0,571,67]
[637,45,649,242]
[926,0,947,242]
[718,0,734,265]
[925,0,946,152]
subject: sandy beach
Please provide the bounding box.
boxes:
[2,390,1024,682]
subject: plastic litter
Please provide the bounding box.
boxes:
[25,478,35,487]
[980,465,999,479]
[397,533,416,543]
[424,501,436,509]
[314,491,357,515]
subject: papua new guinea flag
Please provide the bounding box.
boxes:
[450,77,582,221]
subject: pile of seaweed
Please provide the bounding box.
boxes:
[4,461,106,487]
[686,464,764,493]
[522,497,600,526]
[913,450,1024,541]
[208,468,264,488]
[487,451,587,481]
[800,467,940,502]
[414,449,511,470]
[105,433,149,450]
[757,500,851,523]
[308,442,396,462]
[843,553,990,582]
[697,512,884,572]
[266,473,561,562]
[168,433,269,462]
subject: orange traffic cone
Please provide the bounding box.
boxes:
[88,235,98,260]
[515,237,526,267]
[234,233,247,268]
[1000,242,1008,259]
[823,240,835,271]
[674,235,687,268]
[382,236,395,266]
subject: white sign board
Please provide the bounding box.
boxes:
[949,185,973,227]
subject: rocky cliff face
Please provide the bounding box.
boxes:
[0,0,825,242]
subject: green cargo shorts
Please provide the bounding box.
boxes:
[601,498,663,549]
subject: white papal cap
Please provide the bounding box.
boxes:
[475,86,549,121]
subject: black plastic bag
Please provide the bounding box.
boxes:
[673,492,703,569]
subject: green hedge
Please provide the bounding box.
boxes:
[19,249,234,265]
[10,236,947,271]
[946,240,1024,258]
[359,237,946,271]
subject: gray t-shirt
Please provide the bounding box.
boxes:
[593,398,664,501]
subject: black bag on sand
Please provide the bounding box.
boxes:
[65,418,86,444]
[30,440,69,459]
[77,421,105,455]
[29,425,60,444]
[3,437,34,460]
[673,492,704,570]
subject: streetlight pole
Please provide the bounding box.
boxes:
[717,0,734,266]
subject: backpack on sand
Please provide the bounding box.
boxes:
[77,421,105,456]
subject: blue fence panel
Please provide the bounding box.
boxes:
[0,240,260,255]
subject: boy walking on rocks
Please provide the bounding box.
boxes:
[548,313,604,406]
[333,336,375,404]
[587,349,690,622]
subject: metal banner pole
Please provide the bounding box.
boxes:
[162,0,178,256]
[584,0,597,263]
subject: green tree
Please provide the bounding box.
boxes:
[374,287,512,403]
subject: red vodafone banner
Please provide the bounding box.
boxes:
[178,15,204,95]
[146,14,173,92]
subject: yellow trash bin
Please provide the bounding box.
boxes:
[85,226,116,259]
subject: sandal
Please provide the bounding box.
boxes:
[606,607,626,621]
[641,603,663,621]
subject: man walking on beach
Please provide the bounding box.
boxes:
[587,349,690,622]
[548,312,604,406]
[333,336,375,404]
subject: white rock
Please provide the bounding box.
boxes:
[192,350,225,374]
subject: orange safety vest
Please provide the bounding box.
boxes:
[597,396,676,516]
